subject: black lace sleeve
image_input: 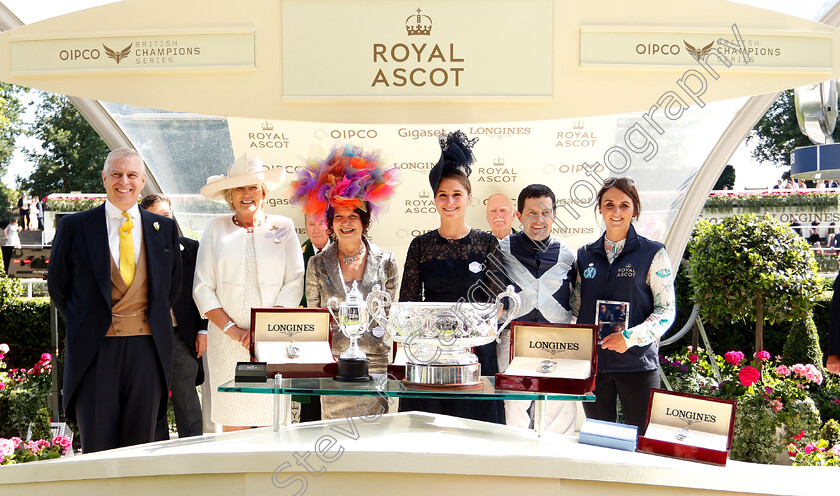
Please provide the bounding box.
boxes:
[483,237,506,298]
[399,237,422,302]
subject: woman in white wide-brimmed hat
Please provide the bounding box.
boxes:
[193,154,305,430]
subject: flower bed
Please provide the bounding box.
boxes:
[0,435,71,464]
[660,346,833,464]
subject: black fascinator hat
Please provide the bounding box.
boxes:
[428,130,478,193]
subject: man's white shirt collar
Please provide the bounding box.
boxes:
[105,200,141,222]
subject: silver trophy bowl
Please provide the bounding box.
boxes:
[368,285,520,386]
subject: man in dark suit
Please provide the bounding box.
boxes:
[141,194,206,439]
[300,213,331,307]
[17,194,29,230]
[48,148,182,453]
[35,197,44,231]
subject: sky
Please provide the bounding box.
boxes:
[0,0,822,192]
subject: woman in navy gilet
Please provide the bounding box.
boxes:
[570,177,676,433]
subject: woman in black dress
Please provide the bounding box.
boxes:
[398,131,505,424]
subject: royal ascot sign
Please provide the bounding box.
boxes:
[10,30,255,75]
[280,0,554,98]
[581,26,832,73]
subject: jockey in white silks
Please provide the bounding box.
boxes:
[497,231,579,434]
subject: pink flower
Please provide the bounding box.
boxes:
[52,435,71,454]
[0,439,15,457]
[10,437,21,448]
[725,351,745,365]
[791,363,807,376]
[755,351,771,361]
[775,365,791,377]
[738,365,760,386]
[804,442,819,455]
[687,345,693,352]
[0,343,8,354]
[689,354,699,363]
[831,445,840,457]
[40,353,51,362]
[769,399,783,412]
[804,364,823,385]
[788,443,798,456]
[0,383,4,390]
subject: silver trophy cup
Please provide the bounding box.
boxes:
[327,280,372,382]
[368,285,520,386]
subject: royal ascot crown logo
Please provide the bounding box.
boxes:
[475,157,518,184]
[404,188,436,214]
[249,121,290,149]
[556,121,598,148]
[406,8,432,36]
[103,43,132,64]
[371,8,465,88]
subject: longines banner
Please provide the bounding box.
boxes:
[0,0,839,121]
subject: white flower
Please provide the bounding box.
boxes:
[153,222,160,231]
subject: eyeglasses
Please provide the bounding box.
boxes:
[603,177,635,188]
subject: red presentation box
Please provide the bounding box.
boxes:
[636,388,737,466]
[249,308,336,378]
[495,322,598,395]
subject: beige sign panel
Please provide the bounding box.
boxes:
[0,0,839,122]
[581,27,832,72]
[10,30,255,76]
[281,0,553,98]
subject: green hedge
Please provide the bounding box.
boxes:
[0,297,65,370]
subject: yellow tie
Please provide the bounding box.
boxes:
[119,212,135,286]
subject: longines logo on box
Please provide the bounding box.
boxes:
[556,121,597,148]
[314,128,378,140]
[528,340,580,356]
[404,188,436,214]
[264,323,315,337]
[248,121,290,149]
[467,126,531,140]
[476,157,518,183]
[664,407,717,426]
[371,8,465,89]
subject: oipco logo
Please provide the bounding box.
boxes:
[315,128,378,140]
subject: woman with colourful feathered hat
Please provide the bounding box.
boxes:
[292,144,400,420]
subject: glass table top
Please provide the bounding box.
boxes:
[219,376,594,402]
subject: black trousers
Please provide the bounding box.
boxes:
[582,369,659,435]
[155,329,203,440]
[74,335,164,453]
